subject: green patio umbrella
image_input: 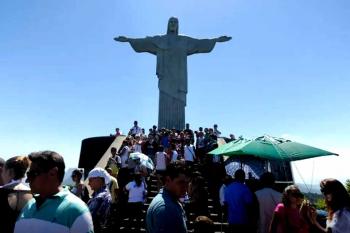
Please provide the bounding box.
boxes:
[208,135,338,161]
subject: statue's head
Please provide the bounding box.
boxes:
[167,17,179,35]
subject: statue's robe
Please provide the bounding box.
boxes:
[128,34,216,130]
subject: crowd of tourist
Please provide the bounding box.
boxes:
[111,121,230,163]
[0,121,349,233]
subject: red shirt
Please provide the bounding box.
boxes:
[274,203,309,233]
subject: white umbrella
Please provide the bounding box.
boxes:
[129,152,154,170]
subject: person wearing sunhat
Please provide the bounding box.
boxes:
[87,167,112,233]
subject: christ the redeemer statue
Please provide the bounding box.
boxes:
[115,17,231,130]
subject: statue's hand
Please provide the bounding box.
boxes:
[114,36,129,42]
[216,36,232,42]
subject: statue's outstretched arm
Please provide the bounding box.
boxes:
[114,36,158,54]
[214,36,232,43]
[114,36,130,42]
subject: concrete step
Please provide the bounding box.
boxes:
[118,164,230,232]
[119,226,146,232]
[187,220,229,231]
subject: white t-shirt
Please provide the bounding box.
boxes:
[255,187,282,233]
[327,208,350,233]
[120,146,130,168]
[125,181,147,203]
[156,151,167,170]
[130,126,142,135]
[133,143,142,153]
[184,145,196,162]
[214,129,221,137]
[196,137,205,148]
[112,155,121,164]
[171,150,178,163]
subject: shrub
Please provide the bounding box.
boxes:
[314,198,326,210]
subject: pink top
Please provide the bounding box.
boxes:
[273,203,309,233]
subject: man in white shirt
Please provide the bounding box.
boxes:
[184,140,196,168]
[117,141,131,190]
[155,145,167,190]
[213,124,221,137]
[129,120,142,136]
[119,142,130,169]
[170,144,179,163]
[255,172,282,233]
[155,146,167,172]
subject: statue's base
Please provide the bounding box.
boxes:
[78,136,115,177]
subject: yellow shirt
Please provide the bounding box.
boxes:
[108,175,119,204]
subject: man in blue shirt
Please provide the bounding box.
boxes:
[224,169,254,232]
[146,162,190,233]
[87,168,112,233]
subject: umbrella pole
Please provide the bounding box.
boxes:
[282,161,290,181]
[221,210,223,233]
[266,160,271,172]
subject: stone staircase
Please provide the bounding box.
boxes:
[118,164,229,233]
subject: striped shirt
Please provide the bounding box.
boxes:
[14,189,94,233]
[87,186,111,230]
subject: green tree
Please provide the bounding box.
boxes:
[314,198,326,210]
[346,179,350,194]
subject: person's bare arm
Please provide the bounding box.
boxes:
[309,207,327,232]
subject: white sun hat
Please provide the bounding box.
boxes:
[87,167,111,184]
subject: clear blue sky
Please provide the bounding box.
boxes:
[1,1,349,188]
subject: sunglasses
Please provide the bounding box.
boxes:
[291,192,304,198]
[26,170,45,180]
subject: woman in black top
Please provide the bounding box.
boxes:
[0,156,32,233]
